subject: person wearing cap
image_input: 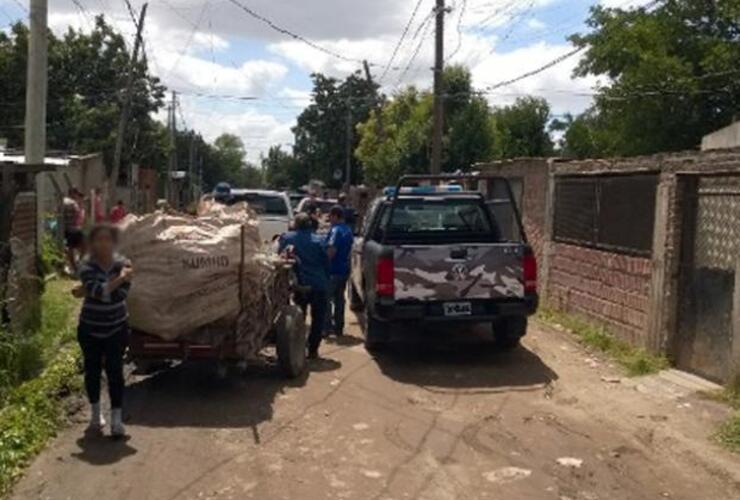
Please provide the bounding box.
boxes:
[324,205,353,337]
[278,213,330,359]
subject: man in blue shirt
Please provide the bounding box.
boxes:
[279,213,329,358]
[325,205,354,337]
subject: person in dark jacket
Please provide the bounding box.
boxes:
[73,224,133,437]
[279,213,329,359]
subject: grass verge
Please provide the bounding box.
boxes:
[708,378,740,453]
[0,279,81,496]
[536,307,669,376]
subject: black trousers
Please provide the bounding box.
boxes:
[77,324,128,408]
[297,289,328,353]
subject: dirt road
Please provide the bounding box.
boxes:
[11,314,740,500]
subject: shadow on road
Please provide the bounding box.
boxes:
[72,433,137,466]
[368,321,558,392]
[124,359,307,431]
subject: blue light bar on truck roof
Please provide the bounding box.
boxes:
[383,185,463,197]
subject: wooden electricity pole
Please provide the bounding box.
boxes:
[430,0,446,175]
[166,90,177,204]
[111,2,148,203]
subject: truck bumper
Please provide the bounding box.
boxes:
[371,295,538,323]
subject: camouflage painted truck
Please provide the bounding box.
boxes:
[349,174,538,350]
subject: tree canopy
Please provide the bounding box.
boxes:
[292,71,382,188]
[0,17,166,171]
[355,66,553,185]
[564,0,740,157]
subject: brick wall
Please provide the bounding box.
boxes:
[547,242,652,346]
[5,191,40,332]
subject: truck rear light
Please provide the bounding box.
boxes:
[523,252,537,294]
[376,257,395,297]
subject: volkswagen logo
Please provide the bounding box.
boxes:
[451,263,469,281]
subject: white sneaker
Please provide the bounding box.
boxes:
[110,408,126,437]
[87,403,106,431]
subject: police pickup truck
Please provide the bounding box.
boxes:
[349,174,538,350]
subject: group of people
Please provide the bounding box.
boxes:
[63,188,127,273]
[70,191,358,439]
[279,196,355,359]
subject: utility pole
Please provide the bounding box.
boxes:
[111,3,148,204]
[26,0,48,254]
[166,90,177,205]
[25,0,47,167]
[188,132,195,204]
[430,0,446,175]
[344,103,352,192]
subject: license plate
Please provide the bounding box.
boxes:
[443,302,472,317]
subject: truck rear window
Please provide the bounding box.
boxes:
[375,198,500,242]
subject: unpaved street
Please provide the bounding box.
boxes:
[11,315,740,500]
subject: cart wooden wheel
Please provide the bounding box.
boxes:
[276,305,307,378]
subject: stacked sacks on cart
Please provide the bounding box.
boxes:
[118,202,291,359]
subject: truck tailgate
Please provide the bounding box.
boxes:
[393,244,524,301]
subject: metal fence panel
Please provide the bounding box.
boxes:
[554,174,657,256]
[676,175,740,382]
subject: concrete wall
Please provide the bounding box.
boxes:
[474,151,740,377]
[37,154,107,219]
[702,121,740,151]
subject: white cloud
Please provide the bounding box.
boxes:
[472,42,598,115]
[527,18,547,31]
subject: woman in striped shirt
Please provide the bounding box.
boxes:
[74,224,133,437]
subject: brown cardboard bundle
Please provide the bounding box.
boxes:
[118,203,286,354]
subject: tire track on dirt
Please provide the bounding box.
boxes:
[164,356,375,500]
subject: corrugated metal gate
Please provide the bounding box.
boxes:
[676,176,740,382]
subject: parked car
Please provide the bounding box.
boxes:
[295,197,338,215]
[228,189,293,242]
[349,175,538,351]
[288,192,306,210]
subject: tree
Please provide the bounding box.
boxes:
[356,66,502,185]
[491,97,553,158]
[0,17,166,173]
[292,71,382,187]
[569,0,740,156]
[263,146,304,189]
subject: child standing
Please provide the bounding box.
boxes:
[75,224,133,437]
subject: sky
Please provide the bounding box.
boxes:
[0,0,654,162]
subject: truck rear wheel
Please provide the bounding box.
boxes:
[493,316,527,351]
[276,305,307,378]
[363,309,388,352]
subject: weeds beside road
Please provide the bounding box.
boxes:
[0,279,81,496]
[536,308,669,376]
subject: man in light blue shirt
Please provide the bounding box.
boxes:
[325,205,354,336]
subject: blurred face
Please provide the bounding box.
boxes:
[329,213,340,225]
[90,229,116,260]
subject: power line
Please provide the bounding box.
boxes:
[483,46,584,91]
[225,0,369,68]
[165,1,210,79]
[445,0,467,63]
[395,12,435,87]
[379,0,427,83]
